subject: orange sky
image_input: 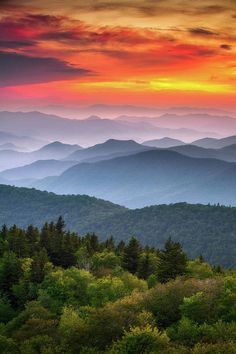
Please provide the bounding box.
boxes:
[0,0,236,111]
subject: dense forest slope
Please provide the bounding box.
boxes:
[1,185,236,266]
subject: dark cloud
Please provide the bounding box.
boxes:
[23,14,63,26]
[0,52,91,87]
[0,40,36,48]
[188,27,217,36]
[220,44,232,50]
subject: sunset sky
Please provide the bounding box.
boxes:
[1,0,236,111]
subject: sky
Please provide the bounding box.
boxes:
[0,0,236,112]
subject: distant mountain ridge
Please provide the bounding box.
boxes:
[0,159,78,180]
[0,141,80,171]
[192,135,236,149]
[32,149,236,208]
[169,143,236,162]
[65,139,153,161]
[0,111,220,146]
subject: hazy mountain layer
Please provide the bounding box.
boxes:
[32,150,236,208]
[65,139,152,161]
[0,111,219,145]
[169,143,236,162]
[0,159,78,180]
[192,135,236,149]
[0,141,80,171]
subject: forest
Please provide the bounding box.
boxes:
[2,185,236,267]
[0,217,236,353]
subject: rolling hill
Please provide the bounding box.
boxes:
[36,150,236,208]
[1,185,236,266]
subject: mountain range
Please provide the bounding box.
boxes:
[0,130,45,150]
[65,139,152,162]
[1,184,236,267]
[0,111,220,146]
[118,113,236,136]
[169,143,236,162]
[0,141,80,171]
[1,137,236,208]
[30,149,236,208]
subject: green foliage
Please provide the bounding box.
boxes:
[109,325,169,353]
[193,342,236,354]
[187,259,214,280]
[19,335,61,354]
[0,335,18,354]
[39,267,93,313]
[0,297,16,324]
[1,218,236,353]
[91,250,121,273]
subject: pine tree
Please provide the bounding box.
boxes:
[116,240,125,255]
[25,225,39,255]
[157,238,187,283]
[1,224,8,240]
[56,216,65,235]
[138,252,151,279]
[105,236,115,251]
[123,236,141,274]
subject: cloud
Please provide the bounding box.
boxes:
[23,14,63,26]
[188,27,217,36]
[0,52,91,87]
[39,25,166,46]
[194,5,230,15]
[0,40,36,48]
[220,44,232,50]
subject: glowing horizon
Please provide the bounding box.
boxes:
[0,0,236,112]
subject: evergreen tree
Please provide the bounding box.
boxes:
[25,225,39,255]
[56,216,65,235]
[1,224,8,240]
[138,252,151,279]
[157,238,187,283]
[105,236,115,251]
[116,240,125,255]
[123,236,141,274]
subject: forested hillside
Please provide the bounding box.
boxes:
[1,185,236,266]
[1,218,236,353]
